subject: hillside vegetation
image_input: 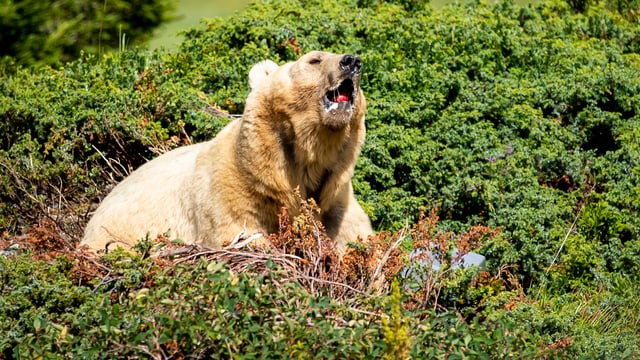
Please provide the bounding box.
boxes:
[1,0,640,357]
[0,0,175,69]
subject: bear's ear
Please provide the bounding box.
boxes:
[248,60,279,90]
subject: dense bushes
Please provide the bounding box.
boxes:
[0,248,553,358]
[1,0,640,357]
[168,0,640,291]
[0,0,175,69]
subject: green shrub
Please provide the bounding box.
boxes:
[4,0,640,287]
[1,0,640,356]
[1,248,559,358]
[0,0,176,69]
[167,0,640,289]
[0,49,228,233]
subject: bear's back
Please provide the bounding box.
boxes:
[81,142,206,251]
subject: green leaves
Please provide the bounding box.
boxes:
[1,0,640,357]
[0,0,176,69]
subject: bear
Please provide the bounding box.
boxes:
[81,51,373,255]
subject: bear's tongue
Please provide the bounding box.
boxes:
[331,88,351,103]
[327,78,355,104]
[335,93,349,102]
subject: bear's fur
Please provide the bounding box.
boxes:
[81,51,373,254]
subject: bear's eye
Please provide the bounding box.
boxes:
[308,58,322,65]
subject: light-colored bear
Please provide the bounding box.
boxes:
[81,51,373,254]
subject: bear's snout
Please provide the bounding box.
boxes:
[340,55,362,74]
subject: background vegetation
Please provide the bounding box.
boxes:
[0,0,175,69]
[1,0,640,357]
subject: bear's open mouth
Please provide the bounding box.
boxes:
[323,78,355,109]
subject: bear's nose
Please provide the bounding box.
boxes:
[340,55,362,74]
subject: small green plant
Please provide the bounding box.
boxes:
[382,279,412,360]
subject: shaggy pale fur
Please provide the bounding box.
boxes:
[81,51,373,253]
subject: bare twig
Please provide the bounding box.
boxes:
[91,144,129,181]
[367,228,406,294]
[200,104,242,120]
[293,275,367,296]
[225,232,265,250]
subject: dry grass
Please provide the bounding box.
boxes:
[1,194,501,307]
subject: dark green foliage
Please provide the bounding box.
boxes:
[1,0,640,356]
[0,50,228,233]
[0,252,555,358]
[0,0,176,69]
[166,0,640,290]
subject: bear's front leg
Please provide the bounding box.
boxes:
[323,196,373,256]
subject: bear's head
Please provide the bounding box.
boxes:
[246,51,366,131]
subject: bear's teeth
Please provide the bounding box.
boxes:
[326,102,340,111]
[331,89,340,101]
